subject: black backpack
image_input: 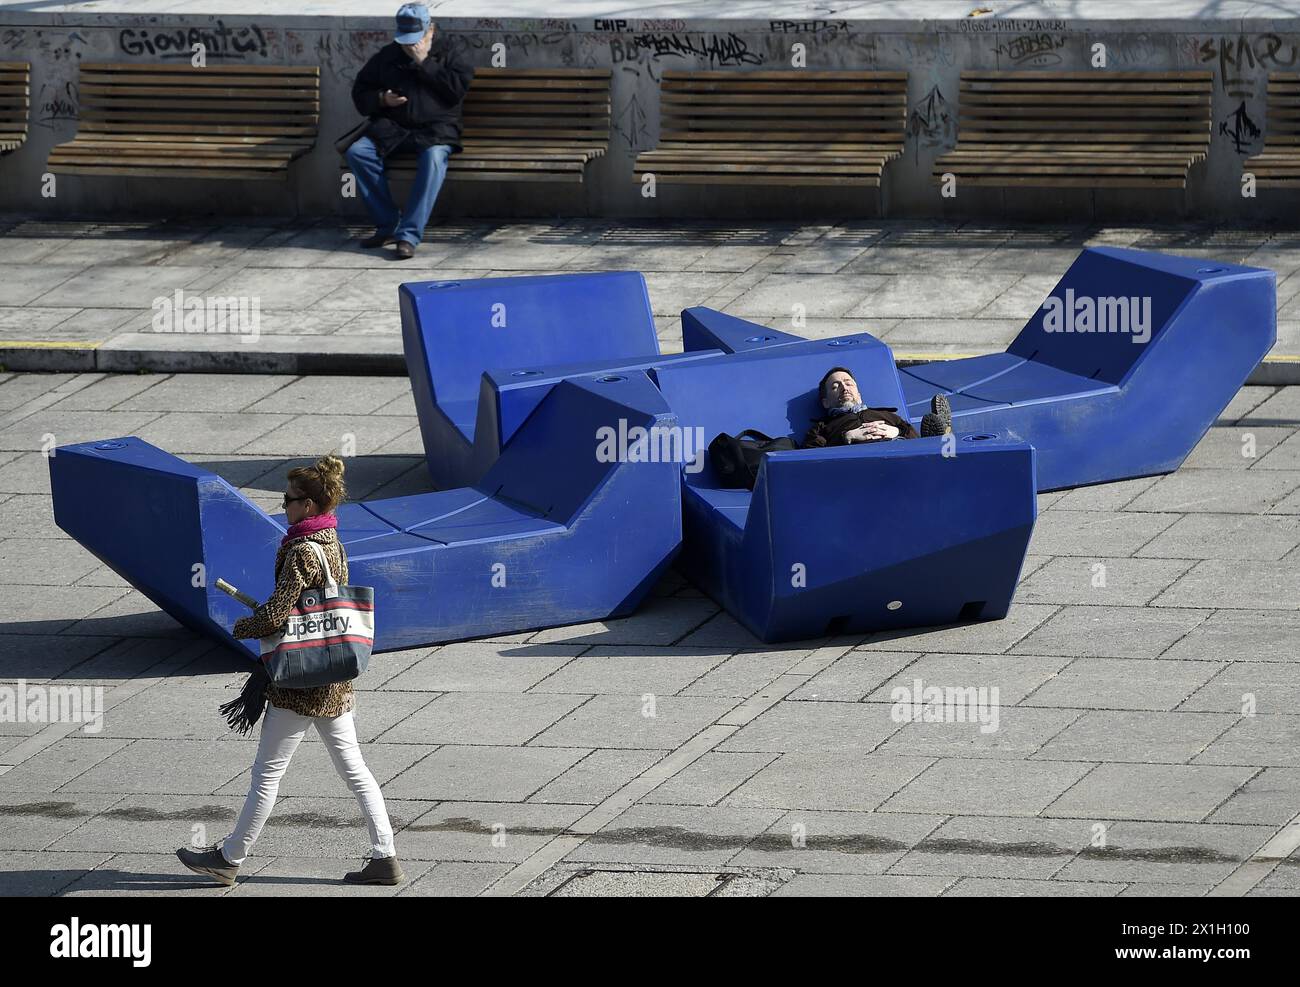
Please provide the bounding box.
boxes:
[707,429,797,490]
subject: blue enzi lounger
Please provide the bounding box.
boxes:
[51,247,1273,649]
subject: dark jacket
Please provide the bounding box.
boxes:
[351,39,474,156]
[803,406,919,448]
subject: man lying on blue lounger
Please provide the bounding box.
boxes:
[803,367,952,447]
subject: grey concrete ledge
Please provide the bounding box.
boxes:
[3,338,1295,384]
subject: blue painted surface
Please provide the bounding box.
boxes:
[400,271,661,489]
[897,246,1276,489]
[50,374,682,654]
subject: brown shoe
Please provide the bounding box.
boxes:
[344,854,405,885]
[393,240,416,260]
[177,844,239,887]
[359,230,395,249]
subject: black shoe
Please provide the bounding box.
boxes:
[359,230,395,248]
[920,393,953,437]
[344,854,405,885]
[393,240,416,260]
[177,844,239,886]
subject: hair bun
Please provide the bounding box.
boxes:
[316,454,345,480]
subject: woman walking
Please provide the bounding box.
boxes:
[177,455,403,887]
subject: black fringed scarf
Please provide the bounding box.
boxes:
[219,663,270,736]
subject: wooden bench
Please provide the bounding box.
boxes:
[934,71,1213,189]
[378,68,610,183]
[1244,74,1300,186]
[0,62,29,154]
[632,70,908,187]
[47,62,319,179]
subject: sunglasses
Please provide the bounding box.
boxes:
[282,494,311,508]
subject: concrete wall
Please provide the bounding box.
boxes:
[3,11,1300,221]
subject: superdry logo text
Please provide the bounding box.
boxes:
[284,612,351,638]
[50,918,151,967]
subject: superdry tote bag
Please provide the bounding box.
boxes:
[259,540,374,688]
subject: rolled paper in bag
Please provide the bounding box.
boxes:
[215,578,260,610]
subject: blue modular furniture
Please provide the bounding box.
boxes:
[401,271,664,489]
[893,247,1276,489]
[49,374,682,655]
[651,335,1038,641]
[679,247,1276,491]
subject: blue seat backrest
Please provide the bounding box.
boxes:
[399,272,660,408]
[481,372,674,524]
[651,335,906,472]
[1008,246,1207,386]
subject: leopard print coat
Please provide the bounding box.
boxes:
[232,528,355,719]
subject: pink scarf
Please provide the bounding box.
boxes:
[281,512,338,547]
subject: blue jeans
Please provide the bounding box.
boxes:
[345,136,451,247]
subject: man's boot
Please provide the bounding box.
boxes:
[359,230,395,248]
[920,394,953,437]
[393,240,416,260]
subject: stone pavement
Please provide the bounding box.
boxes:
[0,370,1298,896]
[2,217,1299,382]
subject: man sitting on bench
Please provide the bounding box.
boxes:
[803,367,951,447]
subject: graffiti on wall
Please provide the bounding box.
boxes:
[117,21,270,59]
[908,84,956,159]
[608,32,763,68]
[1219,101,1262,154]
[1194,35,1300,97]
[993,33,1068,67]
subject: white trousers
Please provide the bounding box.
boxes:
[222,704,396,866]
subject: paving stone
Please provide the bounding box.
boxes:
[382,745,586,802]
[1126,469,1300,514]
[528,647,727,696]
[117,374,295,413]
[0,738,131,793]
[1160,609,1300,662]
[1117,882,1213,896]
[1016,557,1194,607]
[1254,431,1300,471]
[849,273,1020,320]
[399,801,586,863]
[567,803,784,867]
[881,759,1094,817]
[876,707,1080,760]
[722,753,934,812]
[1181,426,1289,469]
[379,693,588,747]
[716,700,900,753]
[1045,763,1258,821]
[133,411,288,456]
[1181,662,1300,714]
[379,643,580,693]
[680,649,810,698]
[0,850,114,895]
[771,872,953,896]
[0,634,116,681]
[856,603,1058,655]
[0,793,123,851]
[0,452,59,494]
[0,410,162,453]
[0,585,125,633]
[1048,476,1160,512]
[1011,606,1212,659]
[56,738,253,795]
[643,752,778,806]
[944,876,1123,896]
[1027,510,1179,557]
[243,375,413,416]
[531,695,734,750]
[0,266,91,307]
[226,854,437,896]
[1032,710,1238,764]
[1206,767,1300,824]
[1020,657,1223,711]
[1153,560,1300,610]
[889,815,1094,880]
[61,590,193,639]
[1136,513,1300,561]
[527,597,719,647]
[1054,821,1272,885]
[863,652,1072,705]
[529,749,668,805]
[788,650,921,702]
[1193,715,1300,767]
[727,274,885,319]
[234,413,412,458]
[730,809,943,875]
[399,860,513,896]
[44,373,168,412]
[1219,385,1276,424]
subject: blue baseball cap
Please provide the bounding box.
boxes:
[394,3,431,44]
